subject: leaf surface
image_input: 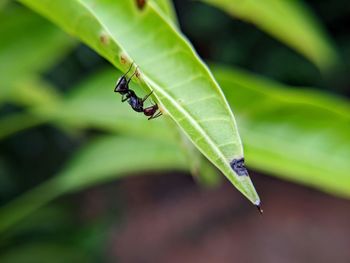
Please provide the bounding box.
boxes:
[153,0,178,26]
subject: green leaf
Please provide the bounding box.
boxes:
[19,0,260,205]
[59,136,188,193]
[0,113,46,140]
[201,0,339,71]
[0,77,61,140]
[0,0,9,10]
[213,65,350,198]
[0,205,73,243]
[8,76,61,107]
[0,5,74,103]
[0,135,188,232]
[153,0,178,26]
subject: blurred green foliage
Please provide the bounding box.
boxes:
[201,0,339,71]
[0,5,74,104]
[214,66,350,197]
[0,0,349,261]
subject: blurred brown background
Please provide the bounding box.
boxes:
[81,172,349,263]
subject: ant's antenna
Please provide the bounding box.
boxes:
[122,62,134,78]
[127,66,139,84]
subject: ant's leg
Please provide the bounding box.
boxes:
[148,111,162,120]
[122,93,131,102]
[127,66,139,84]
[148,112,162,120]
[118,62,134,82]
[142,91,153,102]
[154,111,163,118]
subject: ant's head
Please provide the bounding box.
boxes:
[114,76,128,93]
[114,63,138,93]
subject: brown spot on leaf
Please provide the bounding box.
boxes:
[120,55,127,65]
[135,69,141,78]
[99,33,109,45]
[136,0,147,10]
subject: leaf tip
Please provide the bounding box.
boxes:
[256,202,263,215]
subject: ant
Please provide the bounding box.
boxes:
[114,63,162,120]
[114,62,137,102]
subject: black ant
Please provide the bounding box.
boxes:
[114,63,162,120]
[114,62,137,102]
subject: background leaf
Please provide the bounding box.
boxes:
[214,65,350,198]
[201,0,339,71]
[0,0,9,10]
[0,76,61,140]
[0,135,188,232]
[0,5,74,104]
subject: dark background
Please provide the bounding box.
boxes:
[0,1,350,262]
